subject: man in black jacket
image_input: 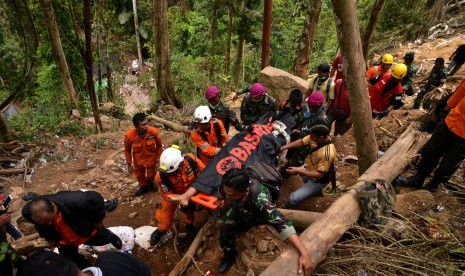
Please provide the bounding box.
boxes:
[22,191,122,269]
[19,250,151,276]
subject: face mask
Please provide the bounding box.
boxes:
[318,76,328,82]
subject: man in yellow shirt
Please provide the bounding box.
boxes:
[280,125,336,207]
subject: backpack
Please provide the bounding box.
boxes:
[312,76,333,102]
[247,160,283,202]
[356,179,396,225]
[159,155,199,191]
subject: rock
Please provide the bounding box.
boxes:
[257,240,269,253]
[342,155,358,163]
[259,66,309,103]
[128,212,138,219]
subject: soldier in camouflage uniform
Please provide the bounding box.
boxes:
[204,86,243,133]
[414,57,448,109]
[285,91,329,169]
[401,52,417,96]
[218,168,312,274]
[233,83,277,127]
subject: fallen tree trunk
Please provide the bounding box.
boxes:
[261,124,429,275]
[278,209,322,229]
[147,115,187,133]
[169,219,211,276]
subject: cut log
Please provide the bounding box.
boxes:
[169,219,211,276]
[147,115,188,133]
[261,124,429,275]
[277,209,322,229]
[0,168,26,175]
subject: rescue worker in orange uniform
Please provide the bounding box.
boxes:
[369,63,407,119]
[190,106,230,165]
[366,54,394,85]
[150,146,205,245]
[396,79,465,191]
[124,113,163,196]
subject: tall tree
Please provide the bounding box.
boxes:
[39,0,79,109]
[224,1,233,75]
[232,0,247,89]
[295,0,322,79]
[427,0,445,27]
[153,0,182,108]
[0,0,39,111]
[84,0,103,132]
[361,0,388,62]
[0,115,12,142]
[331,0,378,174]
[209,0,219,81]
[132,0,143,68]
[261,0,272,69]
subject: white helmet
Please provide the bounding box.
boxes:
[159,147,183,173]
[193,106,211,123]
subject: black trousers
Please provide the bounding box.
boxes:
[415,120,465,185]
[59,227,118,269]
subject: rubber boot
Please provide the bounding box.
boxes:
[150,229,166,245]
[185,223,197,239]
[219,247,237,274]
[395,175,423,188]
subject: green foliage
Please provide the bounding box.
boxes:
[170,54,209,103]
[7,63,90,140]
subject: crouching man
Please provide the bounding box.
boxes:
[218,168,312,275]
[150,146,205,245]
[22,191,122,269]
[280,125,336,207]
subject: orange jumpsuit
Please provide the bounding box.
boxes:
[366,65,390,85]
[124,126,163,187]
[190,118,229,165]
[155,154,205,232]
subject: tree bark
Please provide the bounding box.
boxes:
[84,0,103,132]
[361,0,388,62]
[104,31,114,101]
[261,125,429,275]
[261,0,272,69]
[295,0,322,79]
[153,0,182,108]
[332,0,378,174]
[232,0,247,89]
[147,115,187,132]
[133,0,143,68]
[0,115,12,142]
[277,209,321,229]
[39,0,79,109]
[224,3,233,75]
[428,0,446,27]
[169,219,211,276]
[209,0,218,81]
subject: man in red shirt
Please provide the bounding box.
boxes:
[327,77,352,135]
[369,63,407,118]
[331,54,343,80]
[124,113,163,196]
[366,54,393,85]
